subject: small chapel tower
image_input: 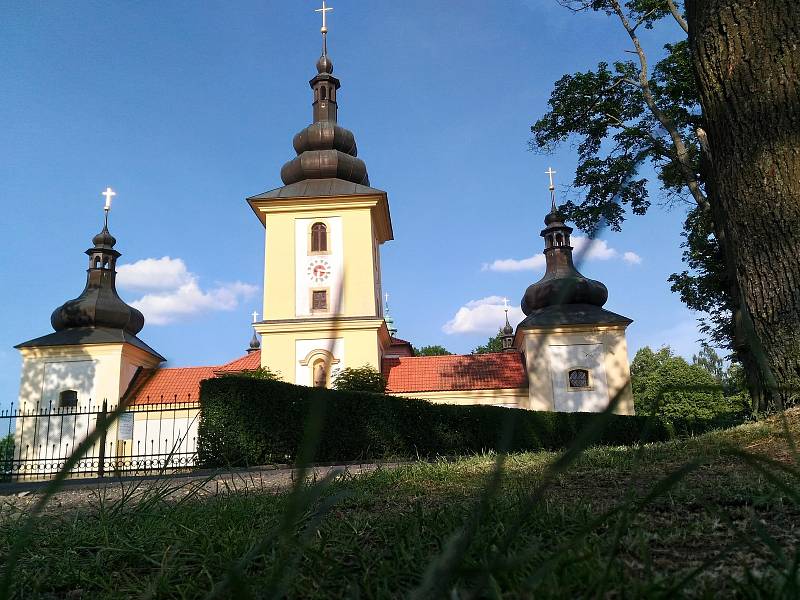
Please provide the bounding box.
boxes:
[247,4,393,386]
[514,172,635,414]
[15,190,164,409]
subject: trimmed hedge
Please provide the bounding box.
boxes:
[197,377,741,467]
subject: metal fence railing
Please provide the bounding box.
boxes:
[0,399,200,482]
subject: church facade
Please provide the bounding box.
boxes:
[14,20,635,424]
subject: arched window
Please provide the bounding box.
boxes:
[94,257,101,269]
[59,390,78,408]
[320,86,327,100]
[311,222,328,252]
[555,233,564,246]
[568,369,590,389]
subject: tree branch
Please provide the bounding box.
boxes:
[666,0,689,33]
[608,0,708,211]
[632,8,658,32]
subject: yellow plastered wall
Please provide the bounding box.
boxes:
[261,201,382,322]
[396,388,529,408]
[254,194,392,386]
[517,325,634,415]
[257,320,387,385]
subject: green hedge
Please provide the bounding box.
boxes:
[197,377,740,467]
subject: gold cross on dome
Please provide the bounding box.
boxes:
[315,0,333,34]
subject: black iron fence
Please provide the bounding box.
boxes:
[0,399,200,481]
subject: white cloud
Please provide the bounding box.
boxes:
[442,295,525,335]
[482,236,642,272]
[623,251,643,265]
[482,254,546,273]
[117,256,258,325]
[117,257,193,291]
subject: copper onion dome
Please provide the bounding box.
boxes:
[50,225,145,334]
[279,41,369,186]
[521,208,609,315]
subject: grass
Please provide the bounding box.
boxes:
[1,411,799,598]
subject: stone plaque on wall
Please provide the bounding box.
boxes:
[117,412,134,440]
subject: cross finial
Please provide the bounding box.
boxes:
[545,167,556,191]
[502,297,510,314]
[315,1,333,36]
[251,310,259,323]
[101,187,116,228]
[102,187,116,212]
[545,167,557,212]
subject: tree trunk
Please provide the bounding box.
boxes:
[686,0,800,412]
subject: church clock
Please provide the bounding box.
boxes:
[307,258,331,284]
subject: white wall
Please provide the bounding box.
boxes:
[295,216,344,316]
[547,343,609,412]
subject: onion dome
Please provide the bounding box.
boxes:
[279,43,370,186]
[248,329,261,353]
[50,225,145,335]
[521,208,609,315]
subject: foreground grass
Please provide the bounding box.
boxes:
[2,411,800,598]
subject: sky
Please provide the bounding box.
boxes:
[0,1,706,405]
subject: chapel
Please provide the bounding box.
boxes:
[14,7,635,416]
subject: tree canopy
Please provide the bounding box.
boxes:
[631,346,746,419]
[332,364,388,394]
[531,0,735,353]
[413,345,452,357]
[472,331,505,354]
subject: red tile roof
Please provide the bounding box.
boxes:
[215,350,261,373]
[382,352,528,393]
[129,350,528,404]
[130,366,218,405]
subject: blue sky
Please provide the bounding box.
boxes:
[0,1,704,404]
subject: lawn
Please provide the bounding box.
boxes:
[1,410,799,598]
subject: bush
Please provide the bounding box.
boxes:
[332,364,387,393]
[196,377,727,467]
[631,347,747,421]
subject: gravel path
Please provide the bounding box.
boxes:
[0,462,405,515]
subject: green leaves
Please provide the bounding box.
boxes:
[332,364,388,394]
[472,330,505,354]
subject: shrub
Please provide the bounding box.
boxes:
[218,366,282,381]
[332,364,387,393]
[196,377,712,467]
[631,347,746,421]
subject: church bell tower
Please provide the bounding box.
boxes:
[247,3,393,386]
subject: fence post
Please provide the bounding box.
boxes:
[97,399,107,478]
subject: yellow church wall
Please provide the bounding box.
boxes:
[395,387,528,408]
[253,192,392,387]
[255,195,389,323]
[262,211,297,321]
[516,324,634,415]
[256,318,389,386]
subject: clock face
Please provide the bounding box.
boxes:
[307,258,331,283]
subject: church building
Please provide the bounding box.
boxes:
[15,9,635,418]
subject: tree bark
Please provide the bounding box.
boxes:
[686,0,800,411]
